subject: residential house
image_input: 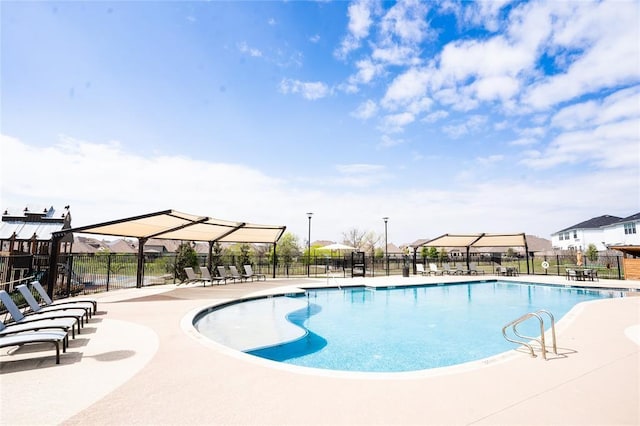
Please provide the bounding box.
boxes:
[551,213,640,251]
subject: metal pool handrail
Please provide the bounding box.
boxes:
[502,309,557,360]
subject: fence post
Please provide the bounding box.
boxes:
[617,256,622,279]
[107,254,112,292]
[556,255,560,276]
[66,256,74,296]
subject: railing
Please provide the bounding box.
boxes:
[502,309,557,360]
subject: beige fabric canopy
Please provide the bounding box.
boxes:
[419,233,528,248]
[58,209,286,244]
[47,209,286,291]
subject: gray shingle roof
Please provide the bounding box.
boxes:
[557,215,623,232]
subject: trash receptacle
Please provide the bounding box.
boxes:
[402,266,410,277]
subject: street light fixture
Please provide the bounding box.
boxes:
[383,217,389,276]
[307,213,313,277]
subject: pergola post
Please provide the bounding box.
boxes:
[47,233,63,298]
[272,242,277,279]
[136,237,148,288]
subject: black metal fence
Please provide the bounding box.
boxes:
[0,251,627,299]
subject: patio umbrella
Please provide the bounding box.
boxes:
[576,250,583,266]
[318,243,356,251]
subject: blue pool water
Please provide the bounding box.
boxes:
[194,281,623,372]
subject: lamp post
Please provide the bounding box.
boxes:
[307,213,313,277]
[383,217,389,276]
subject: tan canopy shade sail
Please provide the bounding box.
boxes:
[419,233,528,248]
[417,233,530,274]
[46,210,286,291]
[55,209,286,244]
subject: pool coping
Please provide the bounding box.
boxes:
[2,274,639,425]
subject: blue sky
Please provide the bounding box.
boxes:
[1,0,639,246]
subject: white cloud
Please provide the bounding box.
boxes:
[379,0,430,44]
[335,0,375,59]
[520,118,640,169]
[422,110,448,123]
[351,99,378,120]
[377,134,404,149]
[476,154,504,165]
[441,115,487,138]
[279,79,330,100]
[379,112,415,133]
[237,41,262,57]
[3,135,637,245]
[523,1,640,110]
[381,66,430,109]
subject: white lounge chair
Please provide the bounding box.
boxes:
[428,263,444,275]
[468,263,483,275]
[0,330,69,364]
[443,263,461,275]
[416,264,429,276]
[0,290,80,337]
[243,265,266,281]
[17,285,89,325]
[31,281,97,315]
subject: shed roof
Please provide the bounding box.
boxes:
[56,209,286,244]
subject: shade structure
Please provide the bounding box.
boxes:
[420,233,528,249]
[56,209,286,244]
[418,233,530,274]
[47,209,286,292]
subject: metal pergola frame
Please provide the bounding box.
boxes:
[413,233,530,274]
[47,209,286,296]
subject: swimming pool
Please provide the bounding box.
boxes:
[194,281,624,372]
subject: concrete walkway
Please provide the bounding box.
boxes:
[1,275,639,425]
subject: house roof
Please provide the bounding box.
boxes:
[619,212,640,223]
[0,207,70,241]
[555,215,623,233]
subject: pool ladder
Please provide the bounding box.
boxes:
[502,310,557,360]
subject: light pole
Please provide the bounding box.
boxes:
[307,212,313,277]
[383,217,389,276]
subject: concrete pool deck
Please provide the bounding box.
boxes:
[1,275,639,425]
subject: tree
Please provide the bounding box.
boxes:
[237,243,252,269]
[342,228,367,250]
[586,244,599,262]
[428,247,438,259]
[271,232,300,267]
[438,248,448,262]
[363,231,382,258]
[174,242,198,282]
[211,242,223,269]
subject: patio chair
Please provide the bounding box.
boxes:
[200,266,226,285]
[243,265,266,281]
[183,267,204,286]
[31,281,97,315]
[0,329,69,364]
[496,266,508,275]
[468,263,483,275]
[566,269,577,280]
[228,266,248,282]
[416,264,429,276]
[1,318,73,342]
[583,269,598,281]
[0,290,81,337]
[217,266,238,283]
[17,285,89,325]
[443,263,461,275]
[428,263,444,275]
